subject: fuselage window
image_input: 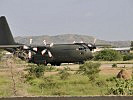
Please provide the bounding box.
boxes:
[79,47,85,50]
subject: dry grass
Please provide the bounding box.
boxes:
[0,58,133,96]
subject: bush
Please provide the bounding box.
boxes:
[112,63,117,68]
[107,79,133,95]
[123,53,133,61]
[0,54,2,60]
[94,49,123,61]
[58,68,70,80]
[64,66,71,71]
[0,50,3,60]
[77,62,101,81]
[95,80,107,87]
[38,77,58,89]
[25,64,45,78]
[44,66,56,72]
[106,77,117,82]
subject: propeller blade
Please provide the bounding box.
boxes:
[88,44,92,47]
[23,45,29,49]
[41,49,47,55]
[94,38,97,44]
[80,41,83,43]
[43,40,47,45]
[28,50,32,59]
[50,43,54,47]
[33,47,38,51]
[48,50,52,57]
[30,39,33,45]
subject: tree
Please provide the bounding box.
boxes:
[131,41,133,50]
[25,64,45,78]
[123,53,133,61]
[94,49,123,61]
[78,62,101,81]
[0,49,3,60]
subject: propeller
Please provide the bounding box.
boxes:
[28,38,33,59]
[30,39,33,45]
[43,40,47,46]
[23,39,33,50]
[23,45,29,49]
[48,50,52,57]
[41,48,53,57]
[50,43,54,47]
[73,41,76,43]
[33,47,38,51]
[91,38,112,48]
[80,41,83,43]
[23,38,37,59]
[92,38,97,49]
[87,38,97,50]
[41,49,47,55]
[94,38,97,44]
[41,40,53,58]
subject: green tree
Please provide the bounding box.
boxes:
[131,41,133,50]
[123,53,133,61]
[78,62,101,81]
[94,49,123,61]
[25,64,45,78]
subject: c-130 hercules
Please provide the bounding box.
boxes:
[0,16,96,66]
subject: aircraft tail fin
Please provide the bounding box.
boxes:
[0,16,16,45]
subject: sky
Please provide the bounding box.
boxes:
[0,0,133,41]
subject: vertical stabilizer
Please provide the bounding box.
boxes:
[0,16,16,45]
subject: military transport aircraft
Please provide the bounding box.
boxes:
[0,16,96,66]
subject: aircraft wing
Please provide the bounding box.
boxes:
[0,45,23,48]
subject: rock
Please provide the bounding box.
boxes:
[117,69,131,80]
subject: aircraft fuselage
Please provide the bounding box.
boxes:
[31,44,93,65]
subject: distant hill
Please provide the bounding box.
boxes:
[15,34,131,47]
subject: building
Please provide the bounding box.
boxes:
[93,47,131,54]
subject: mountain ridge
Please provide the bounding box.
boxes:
[15,34,131,47]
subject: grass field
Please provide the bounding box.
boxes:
[0,58,132,96]
[27,75,111,96]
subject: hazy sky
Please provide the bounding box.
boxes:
[0,0,133,41]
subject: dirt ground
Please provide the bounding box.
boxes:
[51,63,133,76]
[0,62,132,77]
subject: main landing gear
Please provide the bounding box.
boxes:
[50,62,61,66]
